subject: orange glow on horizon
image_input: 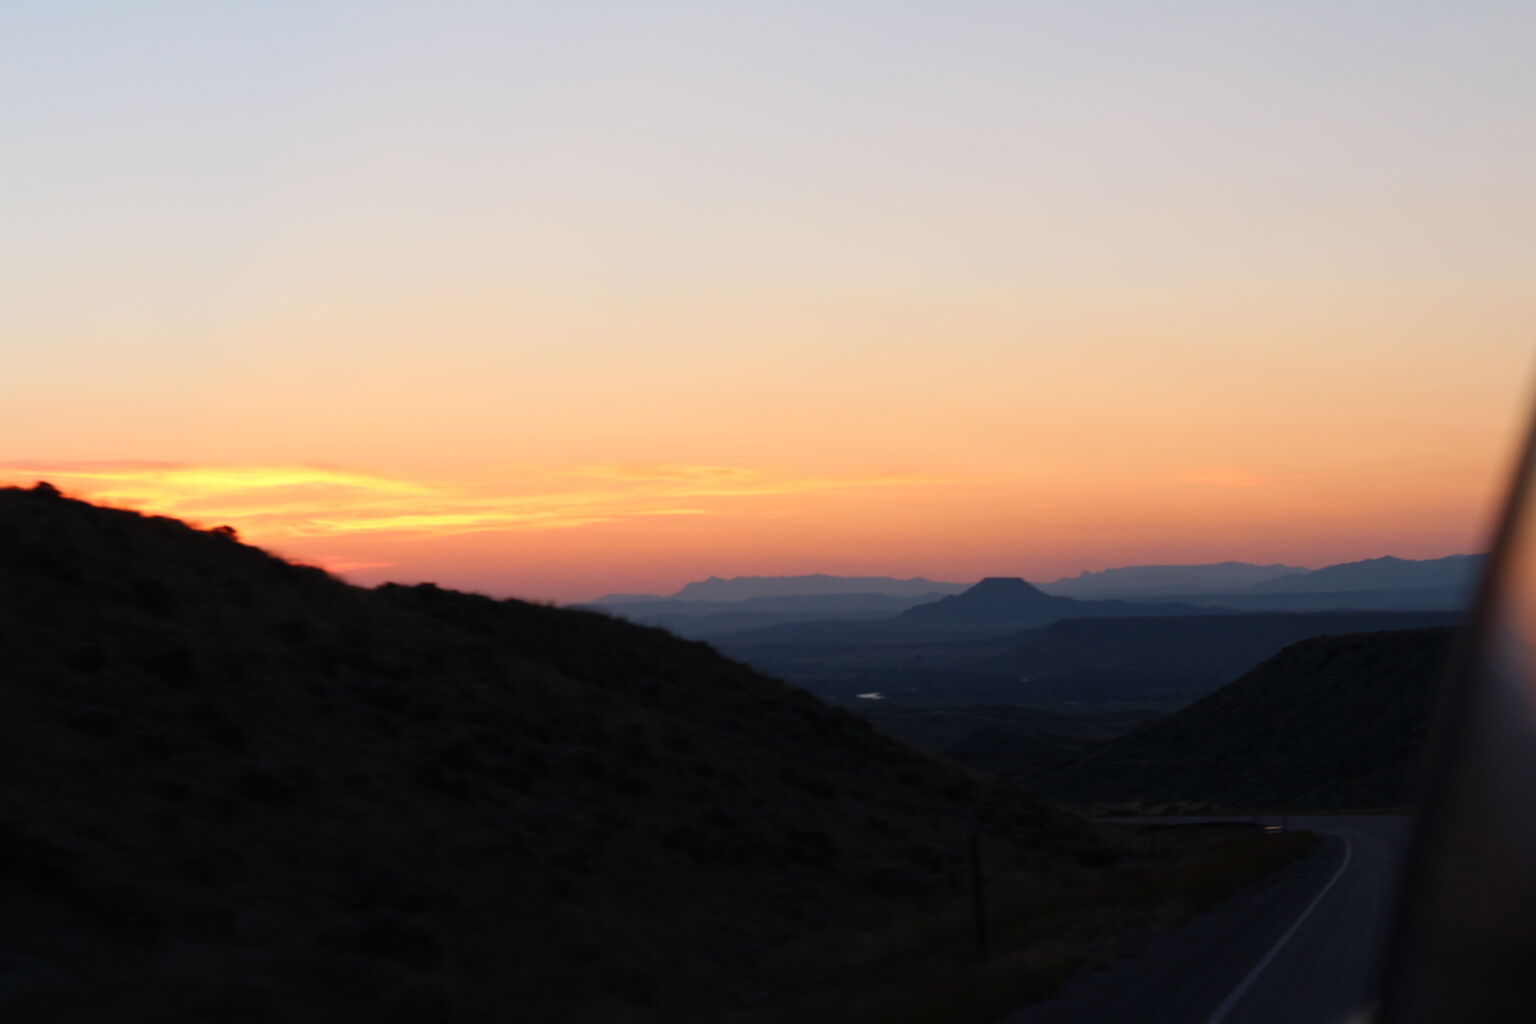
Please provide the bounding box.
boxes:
[0,453,1506,604]
[5,4,1532,603]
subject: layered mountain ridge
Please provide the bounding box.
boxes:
[1242,554,1483,595]
[1037,562,1307,598]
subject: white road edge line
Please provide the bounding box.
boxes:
[1204,835,1355,1024]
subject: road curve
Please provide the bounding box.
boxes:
[995,815,1412,1024]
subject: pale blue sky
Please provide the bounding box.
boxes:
[6,2,1531,345]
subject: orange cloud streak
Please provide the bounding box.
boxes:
[0,460,952,542]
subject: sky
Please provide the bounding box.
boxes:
[3,2,1533,601]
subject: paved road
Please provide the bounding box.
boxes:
[997,815,1412,1024]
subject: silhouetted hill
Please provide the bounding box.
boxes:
[1243,554,1483,594]
[998,610,1462,700]
[1038,562,1306,598]
[1039,627,1456,810]
[900,577,1060,624]
[0,484,1122,1022]
[897,577,1214,632]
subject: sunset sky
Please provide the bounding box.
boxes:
[4,3,1533,601]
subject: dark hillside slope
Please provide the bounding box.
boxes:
[999,610,1461,699]
[0,484,1119,1022]
[1040,628,1456,811]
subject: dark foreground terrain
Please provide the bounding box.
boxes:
[1003,816,1411,1024]
[0,484,1140,1022]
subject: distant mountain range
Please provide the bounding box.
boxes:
[1038,627,1456,811]
[707,574,1462,708]
[1240,554,1484,594]
[1122,554,1486,614]
[593,574,1223,642]
[1038,562,1306,598]
[587,559,1480,710]
[593,573,967,604]
[1036,555,1484,608]
[707,577,1224,663]
[591,555,1485,621]
[578,590,955,639]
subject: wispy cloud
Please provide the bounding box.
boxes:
[1,461,427,499]
[0,460,948,540]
